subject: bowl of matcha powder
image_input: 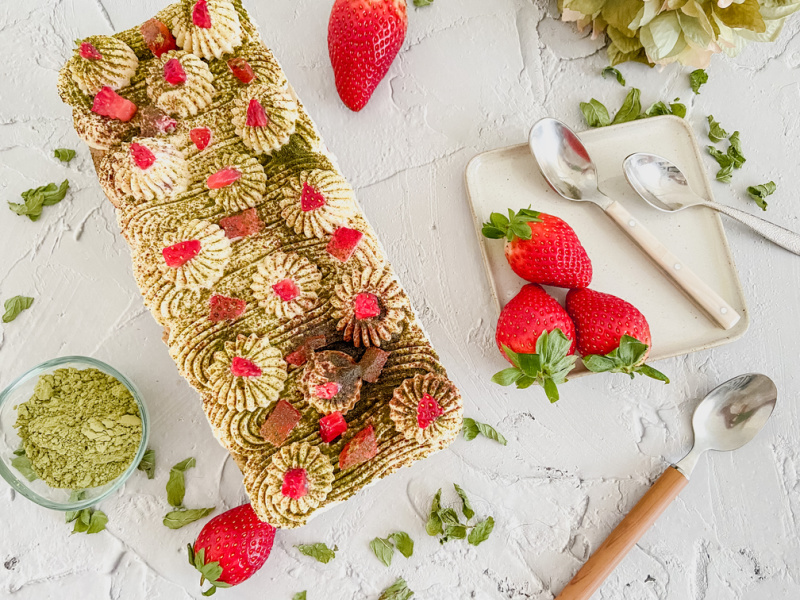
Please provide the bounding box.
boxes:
[0,356,149,511]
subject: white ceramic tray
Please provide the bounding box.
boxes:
[465,116,749,368]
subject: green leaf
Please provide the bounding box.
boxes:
[54,148,76,163]
[543,378,560,403]
[601,66,625,86]
[166,457,196,508]
[296,543,336,564]
[582,354,617,373]
[163,507,215,529]
[86,510,108,534]
[461,418,507,446]
[669,102,687,118]
[370,537,395,567]
[636,364,671,383]
[728,132,746,168]
[747,181,776,211]
[293,593,307,600]
[11,454,38,481]
[690,69,708,94]
[481,208,539,241]
[453,484,475,520]
[137,448,156,479]
[65,490,87,523]
[413,0,433,6]
[441,524,468,542]
[716,164,733,183]
[379,578,414,600]
[491,367,523,387]
[388,532,414,558]
[72,509,92,534]
[612,88,642,124]
[3,296,34,323]
[438,507,461,526]
[468,516,495,546]
[580,99,611,128]
[481,224,505,239]
[426,488,443,535]
[8,180,69,221]
[707,116,729,143]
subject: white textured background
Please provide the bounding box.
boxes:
[1,1,799,599]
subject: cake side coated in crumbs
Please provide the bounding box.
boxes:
[57,0,462,529]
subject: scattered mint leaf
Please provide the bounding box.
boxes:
[8,180,69,221]
[728,131,746,168]
[293,593,307,600]
[454,484,475,520]
[425,488,443,536]
[413,0,433,5]
[65,490,87,523]
[441,524,468,543]
[379,578,414,600]
[166,457,196,507]
[388,532,414,558]
[582,335,669,383]
[707,115,729,143]
[468,516,495,546]
[72,508,92,534]
[163,507,215,529]
[708,130,745,183]
[462,418,507,446]
[137,448,156,479]
[690,69,708,94]
[370,536,395,567]
[747,181,776,211]
[669,101,687,118]
[86,510,108,534]
[643,100,685,119]
[580,98,611,128]
[601,66,625,86]
[481,207,541,241]
[54,148,76,163]
[611,88,641,124]
[296,543,336,564]
[11,454,37,481]
[3,296,34,323]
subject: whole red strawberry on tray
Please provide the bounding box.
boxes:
[328,0,407,111]
[187,503,276,596]
[482,207,592,289]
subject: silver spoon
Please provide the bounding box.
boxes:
[528,118,740,331]
[624,152,800,256]
[556,373,778,600]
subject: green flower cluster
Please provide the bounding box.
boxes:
[559,0,800,67]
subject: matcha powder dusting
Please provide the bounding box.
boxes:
[14,367,142,489]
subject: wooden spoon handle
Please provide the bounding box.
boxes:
[555,466,689,600]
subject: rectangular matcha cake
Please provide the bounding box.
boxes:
[57,0,462,528]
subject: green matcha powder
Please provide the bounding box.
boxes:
[14,367,142,489]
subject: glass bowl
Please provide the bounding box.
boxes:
[0,356,149,511]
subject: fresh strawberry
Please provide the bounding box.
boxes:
[565,288,669,383]
[164,58,187,85]
[300,183,326,211]
[260,399,301,445]
[281,469,308,499]
[354,293,380,319]
[339,424,377,470]
[130,142,156,170]
[417,393,443,429]
[245,99,269,127]
[163,239,201,267]
[209,294,246,322]
[188,503,275,595]
[190,127,212,150]
[326,227,362,262]
[357,347,390,382]
[230,357,262,378]
[493,284,577,403]
[192,0,212,28]
[272,279,299,302]
[319,411,348,443]
[482,207,592,289]
[207,167,242,189]
[314,382,341,399]
[80,42,102,60]
[91,86,137,122]
[141,19,177,57]
[219,208,263,239]
[327,0,407,111]
[228,58,256,84]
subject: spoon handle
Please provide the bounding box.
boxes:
[704,201,800,255]
[604,201,740,330]
[555,466,689,600]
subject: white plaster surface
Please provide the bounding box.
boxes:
[1,1,799,599]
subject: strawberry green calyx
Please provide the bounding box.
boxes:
[491,329,577,403]
[481,207,542,241]
[582,335,670,383]
[187,544,233,596]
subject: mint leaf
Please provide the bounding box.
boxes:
[413,0,433,5]
[580,99,611,128]
[379,578,414,600]
[728,131,746,168]
[602,66,625,86]
[462,418,507,446]
[11,454,37,481]
[707,116,729,143]
[65,490,87,523]
[388,532,414,558]
[54,148,76,163]
[166,457,196,507]
[296,543,336,564]
[86,510,108,534]
[72,509,92,534]
[747,181,776,211]
[3,296,34,323]
[468,516,495,546]
[163,507,215,529]
[612,88,641,124]
[137,448,156,479]
[690,69,708,94]
[454,484,475,520]
[8,180,69,221]
[370,537,394,567]
[425,489,443,536]
[293,593,307,600]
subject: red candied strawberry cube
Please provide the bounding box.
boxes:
[130,142,156,170]
[300,183,326,212]
[162,239,201,268]
[207,167,242,189]
[192,0,212,28]
[80,42,102,60]
[190,127,212,151]
[246,99,269,127]
[281,468,308,499]
[140,18,177,57]
[326,227,363,262]
[354,293,380,320]
[417,393,443,429]
[209,294,246,322]
[92,86,137,122]
[272,279,299,302]
[260,400,302,446]
[228,58,256,84]
[339,424,377,470]
[319,412,347,443]
[314,382,340,400]
[285,335,327,366]
[230,357,262,378]
[219,208,264,240]
[358,347,390,383]
[164,58,187,86]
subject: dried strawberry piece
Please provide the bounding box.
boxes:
[358,347,390,383]
[139,106,177,136]
[300,183,326,212]
[192,0,212,28]
[228,58,256,84]
[209,294,246,322]
[245,99,269,127]
[163,239,201,267]
[219,208,263,240]
[319,412,347,443]
[281,469,308,499]
[260,400,302,446]
[140,18,177,57]
[207,167,242,189]
[164,58,187,85]
[314,382,341,400]
[417,393,443,429]
[272,279,299,302]
[130,142,156,170]
[285,335,327,366]
[190,127,212,151]
[326,227,363,262]
[92,86,137,122]
[80,42,102,60]
[354,293,380,320]
[231,357,262,378]
[339,424,378,470]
